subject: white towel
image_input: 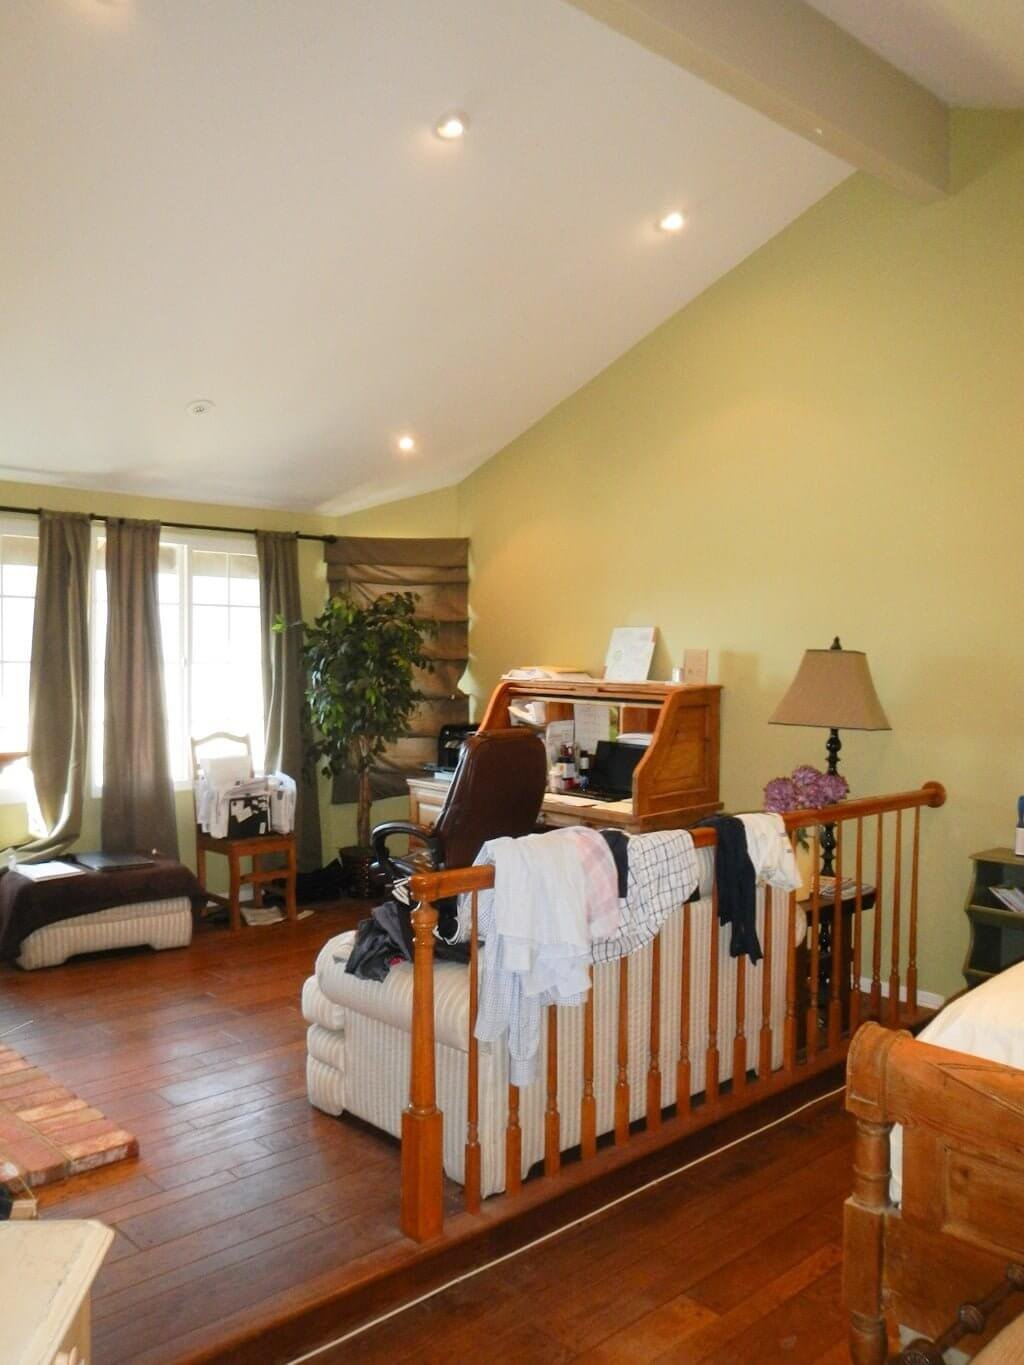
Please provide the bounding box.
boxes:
[473,832,592,1087]
[737,812,802,892]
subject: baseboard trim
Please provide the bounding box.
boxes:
[858,976,945,1011]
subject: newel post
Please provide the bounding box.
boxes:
[401,900,444,1241]
[844,1022,902,1365]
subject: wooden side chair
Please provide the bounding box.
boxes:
[191,731,297,932]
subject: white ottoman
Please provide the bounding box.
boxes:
[16,897,193,970]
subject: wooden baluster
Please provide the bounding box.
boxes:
[907,806,920,1015]
[544,1005,560,1176]
[759,885,773,1081]
[828,821,843,1052]
[784,882,798,1074]
[706,884,720,1110]
[505,1085,522,1195]
[614,956,630,1144]
[850,817,864,1034]
[871,814,884,1019]
[889,809,903,1025]
[677,903,692,1115]
[806,828,821,1056]
[400,900,444,1242]
[465,891,481,1214]
[733,926,747,1097]
[646,935,663,1129]
[580,970,597,1160]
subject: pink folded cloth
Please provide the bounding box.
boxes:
[558,825,621,941]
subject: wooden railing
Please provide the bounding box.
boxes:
[400,782,946,1241]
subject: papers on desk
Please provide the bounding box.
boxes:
[544,793,597,809]
[544,719,575,765]
[10,860,85,882]
[573,704,612,754]
[502,667,595,681]
[604,627,656,682]
[595,798,634,814]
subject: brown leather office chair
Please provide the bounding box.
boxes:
[371,727,548,900]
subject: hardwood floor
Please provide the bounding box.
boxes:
[0,902,410,1364]
[0,907,858,1364]
[310,1087,855,1364]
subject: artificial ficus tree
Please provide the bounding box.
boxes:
[289,591,435,850]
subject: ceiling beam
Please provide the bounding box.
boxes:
[565,0,949,200]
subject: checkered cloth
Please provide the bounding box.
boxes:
[592,829,699,964]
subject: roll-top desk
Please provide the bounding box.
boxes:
[408,678,722,835]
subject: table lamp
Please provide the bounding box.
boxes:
[769,637,890,874]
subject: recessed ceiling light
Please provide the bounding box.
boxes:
[397,434,416,453]
[658,210,686,233]
[435,111,468,141]
[186,399,215,416]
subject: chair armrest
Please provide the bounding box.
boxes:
[371,821,444,879]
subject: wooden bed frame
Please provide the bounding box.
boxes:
[845,1022,1024,1361]
[396,781,946,1243]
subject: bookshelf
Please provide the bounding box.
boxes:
[962,847,1024,987]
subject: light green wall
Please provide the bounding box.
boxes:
[457,111,1024,998]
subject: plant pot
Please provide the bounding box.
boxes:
[339,845,383,900]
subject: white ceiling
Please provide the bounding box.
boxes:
[0,1,851,514]
[807,0,1024,106]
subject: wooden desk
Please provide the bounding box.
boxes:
[479,677,722,829]
[407,775,720,835]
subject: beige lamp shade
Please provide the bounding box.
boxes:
[769,649,890,731]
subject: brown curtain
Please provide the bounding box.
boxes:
[10,511,91,863]
[256,531,321,872]
[324,536,469,802]
[101,519,179,856]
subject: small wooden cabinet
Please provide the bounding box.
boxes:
[962,847,1024,988]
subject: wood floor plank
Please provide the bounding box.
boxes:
[334,1101,853,1365]
[651,1244,845,1363]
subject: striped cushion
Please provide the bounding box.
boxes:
[16,898,193,970]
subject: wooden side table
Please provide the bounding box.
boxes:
[963,847,1024,988]
[797,885,876,1040]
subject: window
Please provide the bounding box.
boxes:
[92,532,265,787]
[0,522,38,801]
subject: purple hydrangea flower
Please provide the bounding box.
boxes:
[763,776,797,813]
[763,766,849,811]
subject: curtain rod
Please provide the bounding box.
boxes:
[0,503,337,545]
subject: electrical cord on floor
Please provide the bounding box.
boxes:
[286,1082,848,1364]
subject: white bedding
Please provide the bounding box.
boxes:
[891,960,1024,1202]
